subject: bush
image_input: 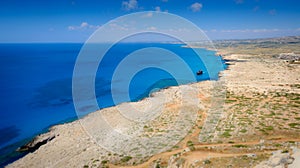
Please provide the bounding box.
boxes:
[203,159,211,164]
[121,156,132,162]
[288,123,300,128]
[101,160,108,164]
[186,140,193,146]
[232,144,248,148]
[240,129,247,133]
[186,140,195,151]
[222,131,232,138]
[265,126,274,131]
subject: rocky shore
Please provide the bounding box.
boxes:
[17,131,56,153]
[7,80,215,168]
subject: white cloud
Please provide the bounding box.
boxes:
[68,22,100,31]
[80,22,89,28]
[155,6,161,12]
[122,0,138,11]
[190,2,202,12]
[68,26,75,30]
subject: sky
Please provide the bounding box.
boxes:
[0,0,299,42]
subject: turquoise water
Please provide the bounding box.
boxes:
[0,43,226,166]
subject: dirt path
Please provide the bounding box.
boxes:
[181,150,272,167]
[109,138,300,168]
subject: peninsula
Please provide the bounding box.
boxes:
[8,36,300,168]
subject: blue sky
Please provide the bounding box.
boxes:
[0,0,299,42]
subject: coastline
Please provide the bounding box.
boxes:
[7,37,300,167]
[3,45,220,167]
[7,79,219,168]
[6,46,224,167]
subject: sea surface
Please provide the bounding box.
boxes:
[0,43,226,166]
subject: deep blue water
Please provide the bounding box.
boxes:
[0,43,226,166]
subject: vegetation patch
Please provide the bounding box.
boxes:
[101,160,108,164]
[222,131,232,138]
[265,126,274,131]
[240,129,247,133]
[121,156,132,162]
[203,159,211,164]
[186,140,195,151]
[288,123,300,128]
[232,144,248,148]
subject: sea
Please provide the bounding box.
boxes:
[0,43,226,166]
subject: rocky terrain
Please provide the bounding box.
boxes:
[7,36,300,168]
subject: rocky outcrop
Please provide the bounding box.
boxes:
[254,150,294,168]
[167,148,190,168]
[289,147,300,168]
[17,132,56,152]
[277,53,300,61]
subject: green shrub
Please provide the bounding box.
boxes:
[203,159,211,164]
[265,126,274,131]
[222,131,231,138]
[101,160,108,164]
[232,144,248,148]
[121,156,132,162]
[240,129,247,133]
[186,140,195,151]
[274,144,282,147]
[288,123,300,128]
[187,140,193,146]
